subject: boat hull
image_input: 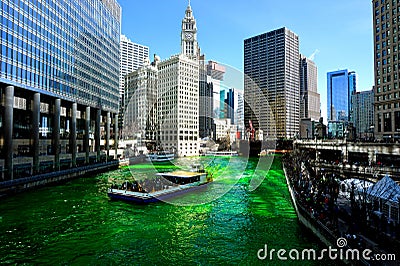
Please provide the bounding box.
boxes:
[204,151,238,156]
[146,153,175,162]
[108,182,209,204]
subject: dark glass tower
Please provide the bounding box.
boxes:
[244,27,300,140]
[225,88,234,125]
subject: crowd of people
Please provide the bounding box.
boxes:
[283,151,400,254]
[283,153,340,234]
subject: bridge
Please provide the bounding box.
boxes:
[294,139,400,181]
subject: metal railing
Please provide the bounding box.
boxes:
[0,161,118,189]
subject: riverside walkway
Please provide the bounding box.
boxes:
[283,151,399,264]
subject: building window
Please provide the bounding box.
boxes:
[384,112,392,132]
[378,114,382,132]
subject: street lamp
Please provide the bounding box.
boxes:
[344,129,348,164]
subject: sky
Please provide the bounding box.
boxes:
[117,0,374,122]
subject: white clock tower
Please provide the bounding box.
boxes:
[181,1,199,59]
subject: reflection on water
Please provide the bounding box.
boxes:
[0,156,333,265]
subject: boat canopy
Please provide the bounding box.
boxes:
[156,170,206,185]
[156,170,204,178]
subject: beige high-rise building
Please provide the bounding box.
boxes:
[300,55,320,121]
[373,0,400,140]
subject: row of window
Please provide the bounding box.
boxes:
[159,136,200,141]
[1,0,121,112]
[374,0,400,12]
[4,1,119,65]
[377,91,400,100]
[377,102,400,111]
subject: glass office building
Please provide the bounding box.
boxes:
[0,0,121,180]
[327,69,356,121]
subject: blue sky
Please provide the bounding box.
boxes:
[118,0,374,121]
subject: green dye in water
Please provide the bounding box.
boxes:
[0,155,337,265]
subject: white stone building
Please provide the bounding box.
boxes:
[124,57,159,141]
[158,54,199,156]
[122,3,204,157]
[214,118,237,144]
[119,35,149,100]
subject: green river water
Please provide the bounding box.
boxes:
[0,155,333,265]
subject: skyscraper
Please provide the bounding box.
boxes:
[199,60,227,139]
[300,55,320,121]
[0,0,121,179]
[244,27,300,139]
[199,61,225,139]
[348,71,357,121]
[124,56,159,141]
[373,0,400,140]
[119,35,149,138]
[327,69,356,121]
[199,59,213,139]
[158,54,199,156]
[224,88,235,125]
[235,90,245,139]
[156,3,200,156]
[351,89,374,139]
[119,35,149,98]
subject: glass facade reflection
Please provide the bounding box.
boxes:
[0,0,121,180]
[327,69,356,121]
[0,0,121,112]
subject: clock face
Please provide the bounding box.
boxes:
[185,33,193,40]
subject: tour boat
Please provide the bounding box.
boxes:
[107,165,212,204]
[146,151,175,162]
[204,151,238,156]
